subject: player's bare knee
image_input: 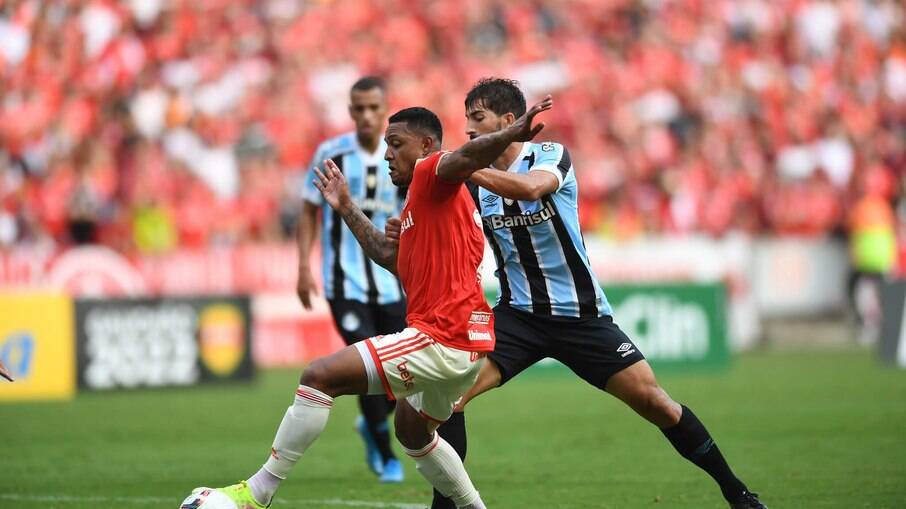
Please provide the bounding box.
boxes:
[394,416,433,449]
[299,360,333,395]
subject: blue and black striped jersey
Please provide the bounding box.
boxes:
[302,132,405,304]
[472,141,612,318]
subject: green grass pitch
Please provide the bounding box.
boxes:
[2,349,905,508]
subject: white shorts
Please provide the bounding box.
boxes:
[354,327,484,424]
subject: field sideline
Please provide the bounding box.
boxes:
[2,349,904,509]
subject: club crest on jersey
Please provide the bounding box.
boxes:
[485,201,557,230]
[400,210,415,235]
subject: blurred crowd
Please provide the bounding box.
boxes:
[0,0,904,254]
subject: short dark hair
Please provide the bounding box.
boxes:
[351,75,386,93]
[465,78,526,118]
[388,107,443,144]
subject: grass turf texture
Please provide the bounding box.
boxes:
[2,349,904,509]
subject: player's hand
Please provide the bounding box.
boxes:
[508,95,553,142]
[313,159,353,213]
[385,217,402,246]
[0,360,13,382]
[296,266,319,310]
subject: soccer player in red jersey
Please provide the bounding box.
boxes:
[184,97,553,509]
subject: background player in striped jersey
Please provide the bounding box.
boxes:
[296,76,406,482]
[418,78,767,509]
[188,99,554,509]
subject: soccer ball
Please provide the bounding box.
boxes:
[179,488,237,509]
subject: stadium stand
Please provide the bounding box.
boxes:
[0,0,903,251]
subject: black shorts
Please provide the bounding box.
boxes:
[489,303,645,390]
[327,299,407,346]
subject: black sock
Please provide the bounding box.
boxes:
[661,405,747,502]
[359,394,396,461]
[431,411,467,509]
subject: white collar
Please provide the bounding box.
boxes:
[355,136,386,166]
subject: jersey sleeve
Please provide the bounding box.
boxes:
[301,144,326,206]
[530,142,572,191]
[418,151,461,201]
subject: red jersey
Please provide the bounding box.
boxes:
[396,151,495,352]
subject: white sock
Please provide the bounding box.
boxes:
[251,385,333,503]
[404,433,485,509]
[247,467,280,505]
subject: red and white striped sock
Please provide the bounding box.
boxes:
[255,385,333,501]
[404,433,485,509]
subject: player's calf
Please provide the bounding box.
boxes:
[607,361,764,506]
[605,360,682,427]
[396,400,487,509]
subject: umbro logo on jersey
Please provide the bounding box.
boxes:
[617,342,636,358]
[482,195,499,205]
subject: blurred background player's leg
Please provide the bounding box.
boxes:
[329,298,402,480]
[364,300,410,482]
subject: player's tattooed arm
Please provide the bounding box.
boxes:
[313,160,399,274]
[437,95,553,183]
[338,207,399,273]
[470,168,559,201]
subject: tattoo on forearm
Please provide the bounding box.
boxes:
[340,206,397,270]
[456,129,513,170]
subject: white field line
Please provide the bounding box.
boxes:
[0,493,424,509]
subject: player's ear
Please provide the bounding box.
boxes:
[503,112,517,127]
[421,136,434,156]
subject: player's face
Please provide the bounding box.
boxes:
[349,88,388,141]
[384,124,425,187]
[465,101,515,139]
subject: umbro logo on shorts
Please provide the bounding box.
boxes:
[617,342,636,358]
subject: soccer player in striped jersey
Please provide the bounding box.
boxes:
[296,76,406,482]
[426,78,767,509]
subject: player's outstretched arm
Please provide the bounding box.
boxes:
[469,168,559,201]
[437,95,553,183]
[314,160,399,274]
